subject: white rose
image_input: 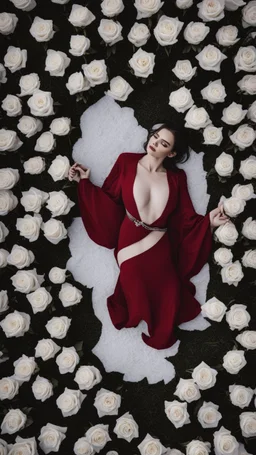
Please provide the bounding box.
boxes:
[128,48,155,78]
[0,128,23,152]
[24,156,45,175]
[50,117,71,136]
[221,262,245,287]
[174,378,201,403]
[230,124,256,150]
[39,423,67,454]
[214,152,234,177]
[105,76,133,101]
[27,287,52,314]
[239,156,256,180]
[0,439,7,455]
[94,388,121,417]
[18,73,40,96]
[0,377,19,400]
[20,187,49,213]
[0,168,19,190]
[51,0,70,3]
[7,245,34,269]
[186,441,211,455]
[242,250,256,269]
[98,19,123,46]
[7,436,37,455]
[168,87,194,113]
[58,282,82,307]
[74,365,102,390]
[234,46,256,73]
[164,400,190,428]
[16,214,42,242]
[134,0,163,19]
[0,311,30,338]
[86,424,111,453]
[196,45,227,72]
[27,90,54,117]
[101,0,124,17]
[73,437,94,455]
[68,4,95,27]
[222,196,246,217]
[192,361,217,390]
[18,116,43,138]
[0,249,8,268]
[0,12,18,35]
[0,64,7,84]
[242,1,256,28]
[29,16,54,42]
[32,375,53,402]
[214,427,239,455]
[172,60,197,82]
[237,75,256,95]
[113,412,139,442]
[46,191,74,217]
[0,222,9,243]
[247,100,256,123]
[4,46,27,73]
[0,190,18,216]
[48,267,66,284]
[35,132,55,153]
[216,25,239,46]
[56,388,86,417]
[46,316,71,339]
[48,155,70,181]
[242,217,256,240]
[214,221,238,246]
[69,35,90,56]
[203,125,223,145]
[184,105,211,130]
[201,80,226,104]
[42,219,67,244]
[13,354,37,382]
[197,402,222,429]
[240,412,256,438]
[153,15,184,46]
[238,443,253,455]
[1,409,26,435]
[183,21,210,44]
[82,59,108,87]
[66,72,90,95]
[229,385,254,409]
[45,49,70,77]
[0,290,9,313]
[221,102,247,125]
[225,0,246,11]
[236,331,256,350]
[2,94,22,117]
[56,347,79,374]
[214,248,233,267]
[176,0,193,8]
[226,303,250,330]
[128,22,150,47]
[223,349,247,374]
[11,268,44,293]
[197,0,225,22]
[35,339,60,361]
[9,0,36,11]
[138,434,166,455]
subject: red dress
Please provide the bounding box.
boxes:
[77,152,212,350]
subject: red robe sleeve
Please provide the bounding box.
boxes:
[77,154,125,249]
[168,169,212,280]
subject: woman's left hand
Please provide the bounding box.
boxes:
[209,203,230,230]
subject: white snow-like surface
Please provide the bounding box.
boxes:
[67,96,210,385]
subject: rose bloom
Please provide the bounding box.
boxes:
[197,0,225,22]
[101,0,125,17]
[74,365,102,390]
[46,191,75,217]
[66,71,90,95]
[236,331,256,350]
[226,304,250,330]
[201,79,227,104]
[203,125,223,146]
[242,249,256,269]
[113,412,139,442]
[213,426,239,455]
[239,156,256,180]
[153,15,184,46]
[24,157,45,175]
[73,437,94,455]
[186,440,211,455]
[0,222,9,243]
[222,350,247,374]
[48,267,66,284]
[69,35,90,57]
[85,424,111,453]
[128,48,155,78]
[216,25,239,46]
[45,50,70,77]
[56,346,79,374]
[11,268,44,293]
[247,100,256,123]
[240,412,256,438]
[128,22,150,47]
[225,0,246,12]
[35,338,60,361]
[0,190,18,216]
[94,388,121,417]
[242,217,256,240]
[29,16,55,42]
[134,0,164,20]
[38,423,67,454]
[172,60,197,82]
[214,221,238,246]
[0,12,18,35]
[2,94,22,117]
[237,75,256,95]
[98,19,123,46]
[58,282,82,307]
[183,21,210,44]
[18,116,43,138]
[0,128,23,152]
[242,1,256,28]
[48,155,70,181]
[13,354,37,382]
[222,196,245,217]
[229,384,254,409]
[0,377,19,400]
[221,102,247,125]
[138,433,166,455]
[46,316,71,339]
[230,124,256,150]
[192,361,217,390]
[197,402,222,429]
[20,187,49,213]
[18,73,40,96]
[184,105,211,130]
[0,310,30,338]
[9,0,36,11]
[105,76,133,102]
[234,46,256,73]
[6,436,38,455]
[214,248,233,267]
[4,46,27,73]
[168,87,194,113]
[0,249,8,268]
[16,214,42,242]
[1,409,27,435]
[0,290,9,313]
[56,388,86,417]
[195,44,227,72]
[68,4,95,28]
[215,152,234,177]
[164,400,190,428]
[174,378,201,403]
[27,90,54,117]
[0,168,19,190]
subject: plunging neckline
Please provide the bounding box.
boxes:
[132,154,171,227]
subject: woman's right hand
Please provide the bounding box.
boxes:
[68,163,91,182]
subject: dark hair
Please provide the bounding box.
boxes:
[143,121,190,172]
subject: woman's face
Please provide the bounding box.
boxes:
[146,128,176,159]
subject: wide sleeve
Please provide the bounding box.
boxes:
[77,153,125,249]
[168,169,212,281]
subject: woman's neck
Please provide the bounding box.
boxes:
[140,154,166,173]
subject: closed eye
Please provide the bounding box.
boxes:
[154,133,168,147]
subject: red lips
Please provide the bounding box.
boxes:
[149,145,155,151]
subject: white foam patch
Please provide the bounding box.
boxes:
[67,96,210,384]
